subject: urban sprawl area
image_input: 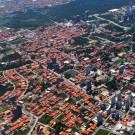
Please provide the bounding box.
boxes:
[0,4,135,135]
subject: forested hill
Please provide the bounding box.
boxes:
[48,0,135,20]
[0,0,135,29]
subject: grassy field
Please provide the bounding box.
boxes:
[0,10,52,29]
[95,129,109,135]
[56,114,64,121]
[67,98,76,105]
[64,69,78,79]
[0,105,7,112]
[76,96,83,101]
[38,115,53,125]
[115,58,125,65]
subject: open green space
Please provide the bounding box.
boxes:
[89,98,97,104]
[64,70,78,79]
[71,36,90,47]
[0,43,8,48]
[81,117,88,123]
[104,24,124,32]
[120,19,135,27]
[56,114,64,121]
[76,96,83,101]
[0,84,9,97]
[80,107,86,112]
[59,93,67,98]
[53,122,67,134]
[114,58,125,65]
[95,129,109,135]
[127,26,135,34]
[67,98,76,105]
[0,105,7,112]
[71,126,78,132]
[124,131,131,135]
[52,108,57,111]
[93,32,127,43]
[100,14,118,22]
[15,128,30,135]
[38,115,53,125]
[0,10,52,29]
[10,38,26,44]
[101,13,135,28]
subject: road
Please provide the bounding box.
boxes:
[24,51,87,95]
[22,104,39,135]
[3,71,16,98]
[93,14,130,30]
[6,68,39,135]
[14,46,98,135]
[92,36,115,45]
[14,68,29,98]
[27,117,38,135]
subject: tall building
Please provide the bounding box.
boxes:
[51,57,57,64]
[116,101,122,110]
[100,103,106,110]
[47,61,53,69]
[114,111,120,121]
[106,106,111,115]
[81,13,86,20]
[124,98,130,112]
[133,9,135,18]
[86,80,91,91]
[76,15,81,22]
[10,96,18,105]
[131,33,135,53]
[132,33,135,42]
[84,10,90,20]
[119,65,124,75]
[129,13,134,20]
[80,78,86,87]
[97,112,103,125]
[111,95,116,106]
[129,94,133,106]
[116,90,121,101]
[53,63,60,72]
[123,15,128,22]
[11,105,22,122]
[131,43,135,53]
[91,24,96,32]
[73,15,81,24]
[85,64,90,76]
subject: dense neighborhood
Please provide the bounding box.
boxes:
[0,4,135,135]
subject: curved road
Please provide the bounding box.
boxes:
[93,14,130,30]
[14,68,29,98]
[3,71,16,98]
